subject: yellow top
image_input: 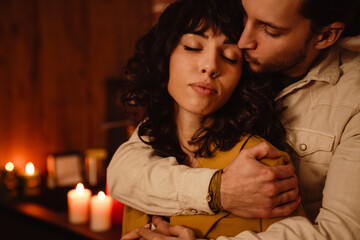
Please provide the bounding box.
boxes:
[122,135,305,238]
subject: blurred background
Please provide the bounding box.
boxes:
[0,0,175,175]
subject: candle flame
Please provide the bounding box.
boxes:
[25,162,35,175]
[76,183,85,194]
[5,162,14,172]
[98,191,105,200]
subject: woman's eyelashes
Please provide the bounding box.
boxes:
[183,45,201,51]
[183,45,238,64]
[222,55,238,64]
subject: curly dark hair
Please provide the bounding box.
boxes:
[121,0,287,164]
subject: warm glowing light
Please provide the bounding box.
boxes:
[97,191,105,200]
[5,162,15,172]
[76,183,85,194]
[25,162,35,175]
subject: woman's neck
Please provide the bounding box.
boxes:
[175,109,211,167]
[175,109,204,167]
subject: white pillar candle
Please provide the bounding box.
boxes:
[90,191,112,232]
[67,183,91,224]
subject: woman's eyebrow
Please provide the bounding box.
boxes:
[185,31,236,45]
[188,31,209,39]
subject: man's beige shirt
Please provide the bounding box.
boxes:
[107,38,360,239]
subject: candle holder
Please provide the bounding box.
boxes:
[0,162,20,202]
[84,148,107,187]
[20,162,41,198]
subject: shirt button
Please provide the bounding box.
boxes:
[300,144,307,151]
[190,209,198,214]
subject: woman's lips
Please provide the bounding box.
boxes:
[190,82,218,96]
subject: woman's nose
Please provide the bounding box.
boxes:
[200,52,220,78]
[202,68,220,78]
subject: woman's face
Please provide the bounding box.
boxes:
[168,28,243,117]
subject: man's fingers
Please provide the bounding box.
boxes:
[274,175,298,194]
[273,164,296,179]
[246,142,280,159]
[270,196,301,217]
[274,188,299,206]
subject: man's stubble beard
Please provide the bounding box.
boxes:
[244,48,307,76]
[244,32,314,76]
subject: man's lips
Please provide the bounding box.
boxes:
[244,52,260,65]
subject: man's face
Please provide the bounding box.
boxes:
[238,0,319,77]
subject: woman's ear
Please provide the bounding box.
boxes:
[314,22,345,49]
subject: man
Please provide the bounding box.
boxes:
[108,0,360,238]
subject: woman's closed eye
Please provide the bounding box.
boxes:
[222,55,238,64]
[222,48,240,64]
[183,44,240,64]
[184,45,201,51]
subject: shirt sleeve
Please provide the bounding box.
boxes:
[339,35,360,52]
[216,111,360,240]
[106,126,217,216]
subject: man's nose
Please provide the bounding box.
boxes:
[237,24,257,50]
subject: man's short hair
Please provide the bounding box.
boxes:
[299,0,360,36]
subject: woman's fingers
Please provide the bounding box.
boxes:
[169,225,196,240]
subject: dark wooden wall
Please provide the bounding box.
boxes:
[0,0,152,173]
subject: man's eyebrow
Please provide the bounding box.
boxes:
[257,20,290,31]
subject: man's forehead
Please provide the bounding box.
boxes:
[242,0,305,26]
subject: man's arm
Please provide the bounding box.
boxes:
[107,126,299,217]
[107,126,216,215]
[123,120,360,240]
[220,113,360,240]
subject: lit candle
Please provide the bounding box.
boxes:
[90,191,112,232]
[22,162,41,197]
[5,162,15,172]
[0,162,20,202]
[67,183,92,224]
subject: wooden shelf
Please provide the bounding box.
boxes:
[0,201,122,240]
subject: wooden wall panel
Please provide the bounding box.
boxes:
[0,0,152,173]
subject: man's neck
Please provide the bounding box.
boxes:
[274,73,307,93]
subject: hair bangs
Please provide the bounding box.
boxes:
[166,0,243,45]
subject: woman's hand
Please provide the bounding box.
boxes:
[121,216,196,240]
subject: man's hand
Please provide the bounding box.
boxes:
[221,142,300,218]
[121,216,195,240]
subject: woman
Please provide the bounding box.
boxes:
[118,0,305,238]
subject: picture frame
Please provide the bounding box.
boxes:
[46,152,84,188]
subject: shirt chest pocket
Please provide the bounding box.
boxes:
[286,127,335,163]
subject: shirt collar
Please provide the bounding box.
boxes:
[276,46,341,100]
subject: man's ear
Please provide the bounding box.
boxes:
[314,22,345,49]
